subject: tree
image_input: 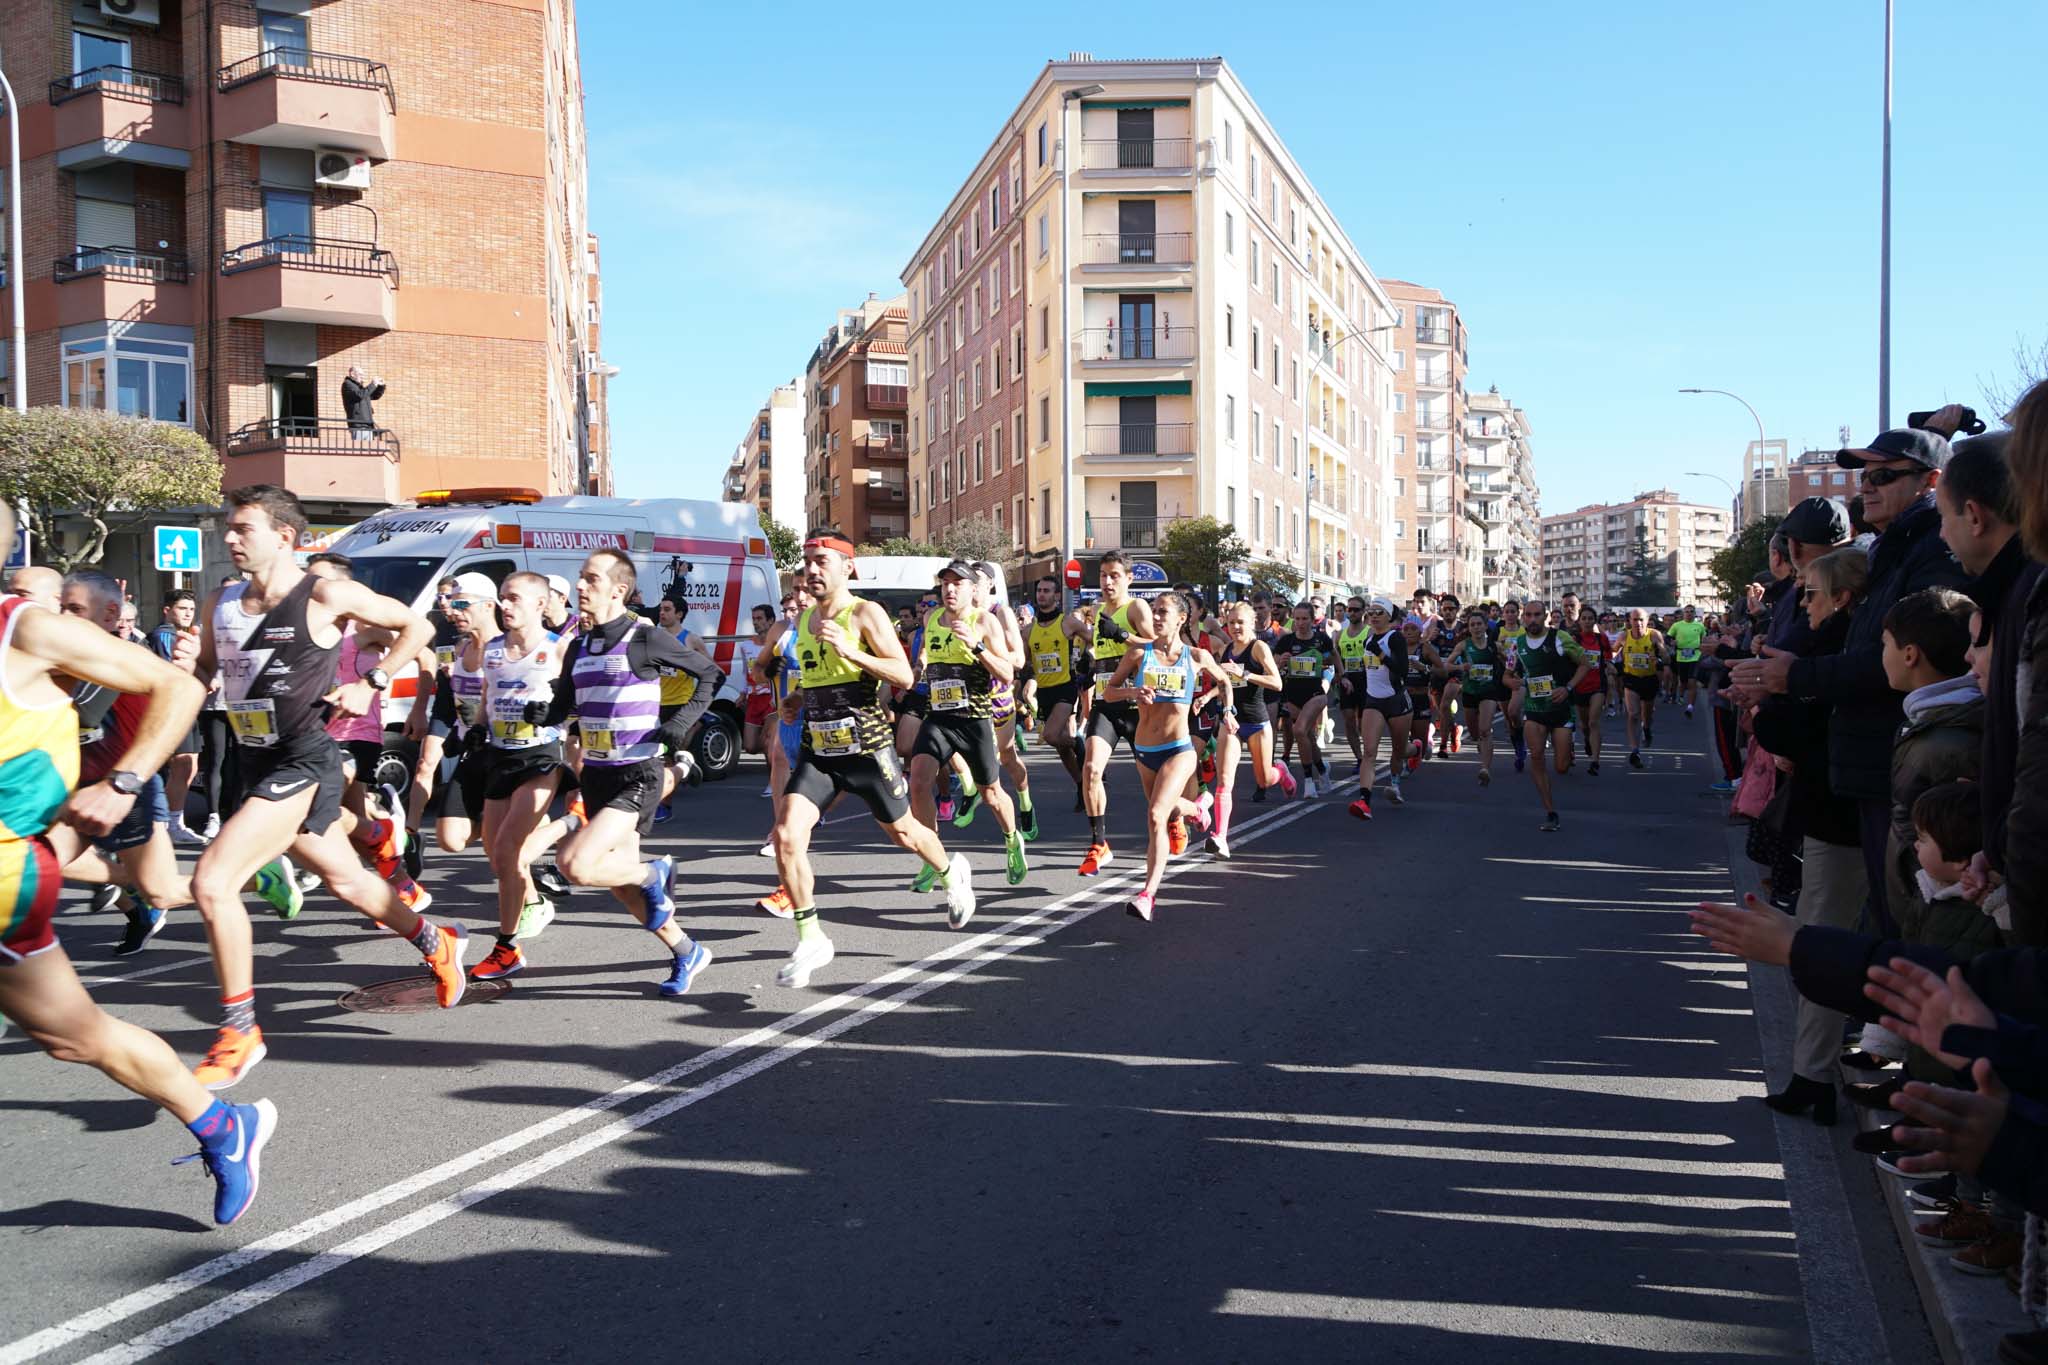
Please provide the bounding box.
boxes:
[1611,526,1677,606]
[1981,333,2048,420]
[1158,515,1249,597]
[1708,514,1782,607]
[0,407,222,571]
[761,513,802,572]
[859,535,941,557]
[1246,558,1304,599]
[935,513,1010,564]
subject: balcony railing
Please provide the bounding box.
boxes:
[225,417,400,459]
[1086,513,1188,551]
[1415,325,1452,346]
[1075,326,1195,362]
[54,247,190,284]
[865,477,908,502]
[221,235,398,281]
[1084,423,1194,457]
[1414,370,1454,389]
[864,384,907,409]
[50,65,184,104]
[1414,412,1452,431]
[1081,232,1194,267]
[855,432,908,456]
[217,49,396,110]
[1079,138,1193,171]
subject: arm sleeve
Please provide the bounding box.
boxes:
[1940,1017,2048,1098]
[1385,632,1407,677]
[632,626,692,679]
[537,638,583,728]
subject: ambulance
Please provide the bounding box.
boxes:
[329,487,780,781]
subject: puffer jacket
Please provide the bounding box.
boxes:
[2009,572,2048,945]
[1753,609,1857,846]
[1885,679,1983,938]
[1784,494,1969,800]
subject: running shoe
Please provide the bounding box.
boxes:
[173,1097,277,1226]
[1167,817,1188,856]
[168,817,206,846]
[194,1024,267,1091]
[114,904,166,956]
[911,862,942,893]
[1198,754,1217,789]
[532,861,572,898]
[660,941,713,997]
[944,853,976,929]
[1950,1231,2023,1276]
[403,828,423,881]
[423,923,470,1008]
[1588,762,1600,777]
[368,819,406,883]
[653,803,673,825]
[1907,1174,1959,1210]
[394,877,433,916]
[1301,775,1321,799]
[756,886,795,918]
[252,856,303,920]
[757,839,776,859]
[1685,704,1695,719]
[937,790,957,823]
[1126,891,1155,923]
[1204,831,1232,859]
[776,934,834,989]
[1709,779,1737,794]
[377,781,404,822]
[641,855,675,933]
[471,942,526,980]
[515,896,555,939]
[1477,768,1492,788]
[1541,811,1561,833]
[1191,791,1214,833]
[1348,797,1373,821]
[88,883,123,915]
[1079,842,1112,876]
[1251,784,1268,804]
[1406,741,1423,774]
[952,787,982,829]
[1005,831,1028,886]
[1386,779,1405,807]
[202,813,222,839]
[1628,749,1644,770]
[676,751,704,788]
[1019,801,1040,843]
[294,869,320,894]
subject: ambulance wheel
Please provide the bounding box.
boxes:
[694,712,739,782]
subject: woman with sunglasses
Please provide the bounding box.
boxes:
[1207,601,1292,858]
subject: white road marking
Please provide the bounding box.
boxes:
[77,955,213,988]
[7,798,1326,1365]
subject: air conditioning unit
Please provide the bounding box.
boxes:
[314,150,371,189]
[101,0,161,25]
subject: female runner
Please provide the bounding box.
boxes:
[1207,601,1291,858]
[1447,608,1510,786]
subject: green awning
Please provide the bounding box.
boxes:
[1083,99,1190,110]
[1085,381,1193,398]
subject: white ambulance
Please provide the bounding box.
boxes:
[329,487,781,780]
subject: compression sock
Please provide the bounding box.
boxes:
[792,906,823,944]
[1090,813,1107,844]
[350,817,389,852]
[220,990,255,1034]
[187,1098,236,1147]
[1274,764,1297,794]
[409,917,442,955]
[1213,785,1233,839]
[1018,787,1033,816]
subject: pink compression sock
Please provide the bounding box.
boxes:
[1213,785,1233,839]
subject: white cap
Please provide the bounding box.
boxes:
[452,572,498,601]
[545,574,572,597]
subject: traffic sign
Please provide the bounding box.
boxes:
[1227,567,1252,586]
[1063,558,1082,589]
[154,526,202,574]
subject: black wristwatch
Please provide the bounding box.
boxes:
[109,770,145,796]
[363,667,391,691]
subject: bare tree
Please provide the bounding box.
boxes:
[1981,334,2048,421]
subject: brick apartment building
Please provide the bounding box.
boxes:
[722,382,801,527]
[1384,279,1473,599]
[1539,489,1731,606]
[0,0,610,558]
[1788,447,1857,506]
[802,294,910,543]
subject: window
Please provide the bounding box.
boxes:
[62,334,191,424]
[990,423,1001,468]
[1253,494,1263,543]
[1013,495,1025,547]
[1226,485,1237,528]
[911,416,920,453]
[1291,435,1300,476]
[1224,212,1234,256]
[1391,349,1405,371]
[1011,323,1024,379]
[1393,435,1405,456]
[1037,212,1049,258]
[1014,412,1026,466]
[1288,207,1297,243]
[1251,408,1262,461]
[1040,487,1051,538]
[1292,512,1300,551]
[829,383,841,408]
[1225,394,1236,442]
[988,185,1001,231]
[1271,261,1280,297]
[974,438,985,484]
[1037,305,1049,353]
[972,360,983,407]
[1037,120,1048,168]
[1271,419,1280,461]
[1248,152,1258,198]
[1250,238,1260,281]
[1225,306,1235,349]
[970,284,982,332]
[1271,342,1279,377]
[954,304,965,349]
[1289,358,1299,398]
[972,213,982,254]
[954,376,965,414]
[1394,519,1406,538]
[957,449,967,492]
[1009,241,1023,294]
[1269,180,1278,220]
[942,464,951,499]
[1038,396,1050,446]
[1393,392,1405,413]
[939,319,950,354]
[940,392,949,431]
[1223,120,1234,162]
[866,358,906,387]
[1251,325,1261,372]
[257,10,307,63]
[1393,477,1405,497]
[927,398,938,434]
[990,343,1002,393]
[988,265,1000,317]
[954,228,965,269]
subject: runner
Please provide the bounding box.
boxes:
[423,575,497,858]
[907,562,1026,887]
[1070,552,1154,876]
[0,509,278,1224]
[1207,601,1292,857]
[1600,610,1625,717]
[773,531,970,986]
[1427,595,1464,755]
[1096,591,1223,921]
[1668,604,1706,717]
[973,561,1036,842]
[1508,598,1592,832]
[185,486,457,1089]
[748,587,808,915]
[1273,602,1335,797]
[1333,594,1373,772]
[738,602,775,768]
[1400,616,1444,769]
[1495,596,1529,771]
[1568,603,1610,776]
[305,555,410,886]
[1022,575,1083,803]
[650,595,718,820]
[1617,607,1667,769]
[1339,599,1411,819]
[532,553,712,997]
[1447,608,1510,786]
[402,575,463,873]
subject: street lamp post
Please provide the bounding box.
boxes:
[0,47,26,412]
[1679,387,1765,521]
[1055,82,1103,608]
[1879,0,1893,430]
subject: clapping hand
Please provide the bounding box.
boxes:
[1864,959,1994,1071]
[1689,894,1794,966]
[1889,1059,2009,1177]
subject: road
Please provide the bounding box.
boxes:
[0,710,1900,1362]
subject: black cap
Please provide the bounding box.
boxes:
[1836,428,1952,471]
[936,559,976,582]
[1780,495,1851,546]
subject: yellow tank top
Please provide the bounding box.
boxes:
[0,599,81,841]
[1621,630,1659,677]
[658,627,698,706]
[1028,619,1071,686]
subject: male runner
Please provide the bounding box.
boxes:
[974,561,1038,841]
[1340,599,1411,818]
[147,589,207,844]
[1668,604,1706,717]
[1617,607,1666,769]
[1568,603,1610,775]
[400,574,463,872]
[1427,594,1464,754]
[1023,575,1083,801]
[773,531,970,986]
[1069,552,1154,875]
[186,485,458,1090]
[1273,602,1335,796]
[749,587,809,914]
[1446,608,1510,785]
[650,595,719,819]
[1333,595,1374,771]
[535,552,712,996]
[424,575,497,857]
[1509,598,1591,831]
[0,507,277,1225]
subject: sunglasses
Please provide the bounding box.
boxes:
[1861,464,1926,488]
[449,598,477,611]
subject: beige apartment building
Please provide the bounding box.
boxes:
[722,382,802,526]
[1385,280,1474,598]
[1540,489,1732,607]
[902,56,1399,595]
[802,294,910,543]
[1465,388,1540,600]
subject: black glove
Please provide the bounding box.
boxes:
[521,700,551,724]
[1097,617,1127,645]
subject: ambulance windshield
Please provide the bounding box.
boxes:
[337,555,441,610]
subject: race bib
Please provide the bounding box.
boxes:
[1626,649,1653,672]
[1467,663,1494,685]
[1141,665,1184,697]
[581,726,615,756]
[1527,676,1556,702]
[1288,657,1317,678]
[1678,648,1700,663]
[1036,651,1063,678]
[227,699,279,748]
[435,645,456,672]
[808,717,860,756]
[1362,653,1381,671]
[931,679,969,712]
[488,695,536,745]
[1094,666,1121,689]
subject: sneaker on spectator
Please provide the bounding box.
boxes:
[1952,1230,2024,1276]
[201,812,221,840]
[168,817,206,846]
[1914,1201,1993,1248]
[1907,1174,1958,1210]
[1873,1150,1918,1178]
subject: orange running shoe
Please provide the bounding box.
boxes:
[194,1024,267,1091]
[1167,817,1187,856]
[365,819,405,881]
[1079,842,1113,876]
[756,886,795,918]
[394,877,433,915]
[567,795,588,823]
[470,941,524,980]
[422,923,470,1007]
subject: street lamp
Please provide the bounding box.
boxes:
[1055,82,1104,607]
[1679,387,1765,519]
[0,47,25,411]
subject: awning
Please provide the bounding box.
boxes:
[1085,381,1193,398]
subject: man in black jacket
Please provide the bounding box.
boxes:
[342,366,385,443]
[1732,428,1968,935]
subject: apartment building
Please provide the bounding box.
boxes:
[1464,387,1540,600]
[902,56,1398,595]
[1539,489,1732,606]
[802,294,910,544]
[1,0,611,536]
[1788,447,1858,505]
[1384,280,1472,598]
[722,382,802,526]
[1734,437,1789,528]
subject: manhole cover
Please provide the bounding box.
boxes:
[339,974,510,1014]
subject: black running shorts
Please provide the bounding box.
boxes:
[911,714,1002,789]
[579,757,663,835]
[786,745,910,825]
[482,742,571,803]
[1083,701,1140,752]
[242,735,347,837]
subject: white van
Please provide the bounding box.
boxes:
[847,555,953,625]
[329,487,780,779]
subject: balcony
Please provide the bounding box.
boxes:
[1415,325,1452,346]
[855,432,908,458]
[1085,513,1187,552]
[1084,423,1193,458]
[1081,233,1194,268]
[218,235,397,329]
[1414,370,1453,390]
[864,384,907,409]
[49,248,192,327]
[864,475,908,504]
[1076,326,1196,364]
[1079,138,1193,172]
[223,419,401,504]
[215,49,396,160]
[1414,412,1452,431]
[47,66,189,170]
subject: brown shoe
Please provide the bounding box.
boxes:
[1952,1230,2024,1276]
[1915,1202,1992,1248]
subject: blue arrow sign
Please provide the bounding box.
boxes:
[154,526,201,573]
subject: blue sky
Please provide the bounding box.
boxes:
[584,1,2047,519]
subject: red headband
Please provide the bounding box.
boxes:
[804,535,856,558]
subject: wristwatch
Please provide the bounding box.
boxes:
[966,639,984,657]
[363,667,391,691]
[109,770,144,796]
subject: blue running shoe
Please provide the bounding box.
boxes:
[114,904,166,957]
[652,803,673,825]
[175,1097,278,1226]
[659,940,713,997]
[641,855,675,933]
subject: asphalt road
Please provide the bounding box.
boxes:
[3,708,1845,1362]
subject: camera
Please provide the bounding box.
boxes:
[1907,407,1987,436]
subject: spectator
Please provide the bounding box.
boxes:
[6,565,60,609]
[342,366,385,442]
[2001,381,2048,943]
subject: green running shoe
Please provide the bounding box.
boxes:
[515,895,555,939]
[911,862,943,894]
[1005,831,1028,885]
[252,856,302,920]
[1018,800,1039,843]
[952,789,981,829]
